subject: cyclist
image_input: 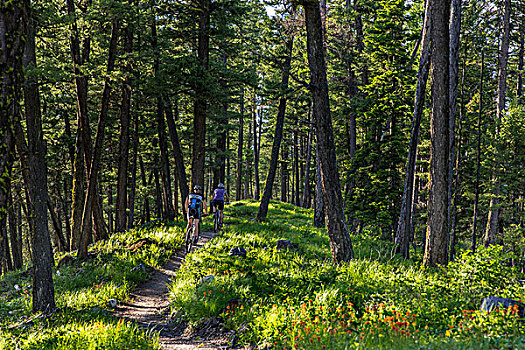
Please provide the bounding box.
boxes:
[210,183,229,228]
[185,185,208,244]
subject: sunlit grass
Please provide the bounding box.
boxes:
[0,221,183,349]
[170,200,525,349]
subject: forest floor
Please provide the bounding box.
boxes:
[113,229,234,350]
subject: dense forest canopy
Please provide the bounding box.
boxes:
[0,0,524,312]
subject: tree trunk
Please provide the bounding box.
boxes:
[518,28,524,101]
[22,3,56,311]
[301,109,313,209]
[191,0,210,189]
[115,16,133,232]
[256,37,294,220]
[165,97,189,214]
[235,88,244,201]
[472,50,484,252]
[447,0,461,240]
[449,48,467,261]
[280,146,288,203]
[214,52,228,186]
[294,127,300,206]
[47,199,67,251]
[313,141,325,228]
[153,165,163,219]
[139,155,150,223]
[128,112,139,228]
[1,0,23,273]
[303,0,354,262]
[395,0,431,259]
[424,0,450,267]
[244,114,252,199]
[78,14,120,259]
[253,104,261,200]
[484,0,510,246]
[156,99,175,221]
[67,0,90,250]
[8,188,23,269]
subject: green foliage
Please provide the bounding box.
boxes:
[170,201,525,349]
[446,246,519,306]
[0,223,182,349]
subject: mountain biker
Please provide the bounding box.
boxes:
[210,183,229,227]
[185,185,208,243]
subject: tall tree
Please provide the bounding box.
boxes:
[303,0,354,262]
[23,1,56,312]
[447,0,462,245]
[78,11,120,258]
[424,0,451,267]
[1,0,25,270]
[471,50,484,252]
[165,97,189,214]
[235,89,244,201]
[256,36,294,221]
[395,0,431,258]
[301,109,313,209]
[484,0,511,246]
[191,0,210,188]
[116,5,134,232]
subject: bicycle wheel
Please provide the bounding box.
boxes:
[185,224,194,253]
[213,211,219,233]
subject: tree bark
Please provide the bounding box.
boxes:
[303,0,354,262]
[256,37,294,220]
[21,2,56,311]
[424,0,451,267]
[235,88,244,201]
[191,0,210,189]
[47,199,67,251]
[165,97,189,215]
[115,15,134,232]
[253,103,261,200]
[67,0,91,250]
[244,113,252,199]
[396,0,431,259]
[518,28,524,100]
[1,0,25,273]
[128,112,139,228]
[484,0,510,246]
[156,99,175,221]
[472,50,484,252]
[153,165,163,219]
[313,141,325,228]
[139,155,150,223]
[301,108,313,209]
[447,0,461,241]
[78,13,120,258]
[214,51,228,186]
[8,188,22,269]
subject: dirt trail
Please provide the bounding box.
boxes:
[114,231,232,350]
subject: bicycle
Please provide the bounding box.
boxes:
[185,213,207,253]
[212,202,230,233]
[213,210,220,233]
[184,216,197,253]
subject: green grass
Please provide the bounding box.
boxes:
[169,200,525,349]
[0,221,184,349]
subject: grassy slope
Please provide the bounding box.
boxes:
[0,222,184,350]
[1,201,524,349]
[171,200,525,349]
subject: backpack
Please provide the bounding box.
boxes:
[188,194,202,210]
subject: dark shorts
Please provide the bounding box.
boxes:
[188,207,201,220]
[211,199,224,211]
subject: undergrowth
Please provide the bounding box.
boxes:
[0,221,183,349]
[170,200,525,349]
